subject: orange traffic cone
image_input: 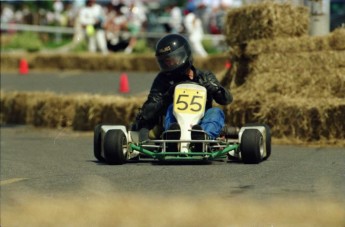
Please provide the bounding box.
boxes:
[19,59,29,75]
[225,60,232,70]
[119,73,130,93]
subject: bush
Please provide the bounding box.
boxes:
[3,32,43,52]
[133,39,153,53]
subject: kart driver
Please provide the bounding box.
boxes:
[132,33,233,142]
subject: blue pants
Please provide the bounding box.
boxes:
[164,104,225,139]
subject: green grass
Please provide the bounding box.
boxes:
[44,38,73,49]
[2,32,43,52]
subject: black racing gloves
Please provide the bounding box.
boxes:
[200,76,220,95]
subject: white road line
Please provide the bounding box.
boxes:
[0,178,28,186]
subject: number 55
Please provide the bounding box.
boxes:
[176,94,203,112]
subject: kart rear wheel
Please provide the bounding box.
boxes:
[104,129,127,165]
[240,129,264,164]
[93,124,105,162]
[245,123,271,160]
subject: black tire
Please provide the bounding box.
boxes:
[244,123,271,160]
[240,129,263,164]
[104,129,127,165]
[94,124,105,162]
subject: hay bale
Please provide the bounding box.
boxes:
[1,91,345,144]
[260,98,345,141]
[229,28,345,56]
[0,53,228,72]
[0,91,145,130]
[224,2,309,45]
[0,54,35,72]
[250,51,345,74]
[240,68,345,99]
[33,53,117,71]
[71,95,99,131]
[32,53,81,70]
[26,93,75,128]
[72,95,144,131]
[227,50,345,87]
[0,91,28,124]
[328,27,345,50]
[243,35,332,55]
[224,96,345,141]
[32,53,161,71]
[218,21,345,144]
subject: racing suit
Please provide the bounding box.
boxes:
[132,66,233,138]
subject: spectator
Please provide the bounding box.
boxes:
[162,3,184,33]
[169,3,184,33]
[62,2,77,27]
[1,4,14,23]
[194,0,213,33]
[53,0,64,24]
[123,1,147,53]
[78,0,108,54]
[184,9,208,57]
[104,3,129,52]
[14,4,27,24]
[53,0,64,42]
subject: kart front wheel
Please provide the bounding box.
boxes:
[245,123,271,160]
[104,129,127,165]
[240,129,264,164]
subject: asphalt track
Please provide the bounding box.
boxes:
[1,71,345,225]
[1,125,345,201]
[1,71,157,96]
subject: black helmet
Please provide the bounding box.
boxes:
[155,34,193,75]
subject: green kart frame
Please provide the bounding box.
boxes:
[130,139,240,162]
[94,123,271,165]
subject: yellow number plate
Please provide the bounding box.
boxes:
[174,88,206,114]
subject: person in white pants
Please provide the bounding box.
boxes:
[79,0,108,54]
[184,10,208,58]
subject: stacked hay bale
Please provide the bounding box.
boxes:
[222,2,345,143]
[0,91,145,131]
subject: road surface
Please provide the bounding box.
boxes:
[1,71,156,96]
[1,125,344,200]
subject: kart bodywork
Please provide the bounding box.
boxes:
[94,83,271,164]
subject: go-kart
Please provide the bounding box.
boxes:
[94,83,271,164]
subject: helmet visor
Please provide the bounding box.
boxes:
[156,45,189,72]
